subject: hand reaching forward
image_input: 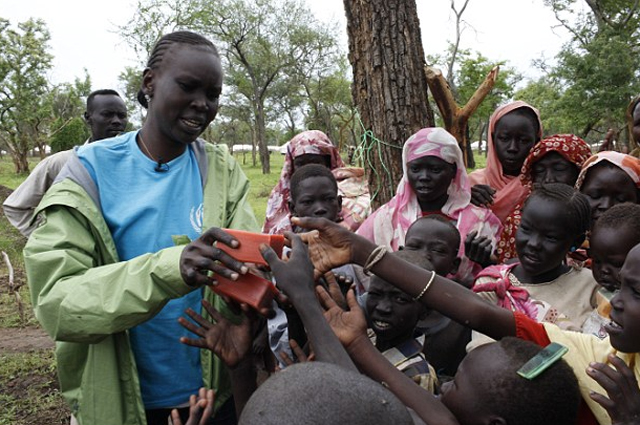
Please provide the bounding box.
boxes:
[291,216,358,277]
[588,354,640,425]
[170,388,215,425]
[180,227,248,287]
[316,286,367,351]
[260,231,316,303]
[179,299,254,368]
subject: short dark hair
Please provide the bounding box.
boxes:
[290,163,337,202]
[240,362,413,425]
[594,202,640,243]
[137,31,219,109]
[480,338,581,425]
[86,89,121,113]
[407,215,461,249]
[524,182,591,239]
[391,249,434,271]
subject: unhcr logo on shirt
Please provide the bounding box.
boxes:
[190,203,204,234]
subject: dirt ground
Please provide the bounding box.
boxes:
[0,325,54,352]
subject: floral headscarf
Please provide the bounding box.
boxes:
[357,127,502,283]
[263,130,344,234]
[468,101,543,222]
[496,134,592,262]
[575,151,640,191]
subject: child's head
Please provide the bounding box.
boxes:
[576,152,640,227]
[366,250,430,349]
[517,183,590,280]
[239,362,413,425]
[402,128,464,213]
[590,203,640,292]
[402,215,461,276]
[440,337,580,425]
[138,31,222,145]
[608,243,640,353]
[289,164,341,222]
[492,106,541,177]
[520,134,592,188]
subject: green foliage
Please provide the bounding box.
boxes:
[0,18,54,173]
[527,0,640,142]
[120,0,347,173]
[49,117,89,152]
[118,66,145,127]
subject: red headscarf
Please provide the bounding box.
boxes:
[496,134,592,262]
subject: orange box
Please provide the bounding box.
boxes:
[213,272,278,312]
[217,229,285,266]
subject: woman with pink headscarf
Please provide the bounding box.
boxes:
[263,130,370,235]
[356,127,502,285]
[468,101,543,223]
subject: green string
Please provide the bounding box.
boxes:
[352,111,402,204]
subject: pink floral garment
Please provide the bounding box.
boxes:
[497,134,593,262]
[262,130,371,234]
[356,127,503,284]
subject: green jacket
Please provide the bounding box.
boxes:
[23,140,258,425]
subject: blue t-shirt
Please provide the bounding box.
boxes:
[78,131,204,409]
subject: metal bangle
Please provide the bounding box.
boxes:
[362,245,388,275]
[413,271,436,301]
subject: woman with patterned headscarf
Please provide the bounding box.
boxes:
[357,127,502,284]
[263,130,370,234]
[497,134,593,262]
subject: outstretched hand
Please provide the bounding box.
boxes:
[316,286,367,351]
[588,354,640,425]
[291,216,357,277]
[260,232,316,303]
[180,227,249,287]
[170,388,215,425]
[179,299,254,368]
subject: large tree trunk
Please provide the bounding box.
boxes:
[344,0,434,208]
[255,100,270,174]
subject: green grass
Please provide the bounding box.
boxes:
[235,153,284,226]
[0,351,69,425]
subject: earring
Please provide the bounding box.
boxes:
[145,94,151,104]
[570,246,577,253]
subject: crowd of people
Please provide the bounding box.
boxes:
[6,30,640,425]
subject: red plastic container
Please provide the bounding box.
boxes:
[217,229,285,266]
[213,272,278,312]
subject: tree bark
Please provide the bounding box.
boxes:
[344,0,434,208]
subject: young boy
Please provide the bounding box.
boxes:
[401,215,469,378]
[269,164,343,362]
[366,249,439,393]
[583,203,640,338]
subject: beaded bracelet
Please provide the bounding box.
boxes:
[413,271,436,301]
[362,245,388,275]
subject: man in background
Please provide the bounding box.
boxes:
[3,89,128,236]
